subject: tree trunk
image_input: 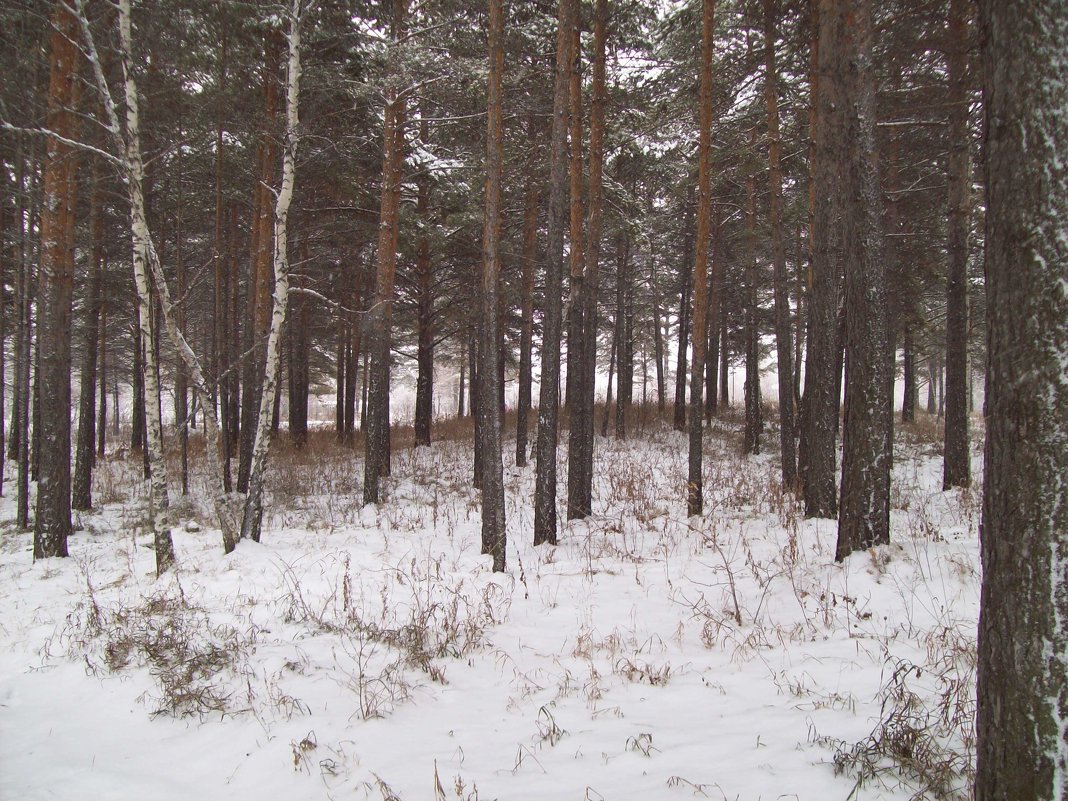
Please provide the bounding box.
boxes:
[567,0,607,521]
[479,0,506,571]
[943,0,971,490]
[78,0,237,555]
[614,230,633,439]
[673,190,695,431]
[533,0,575,546]
[705,204,724,420]
[73,167,104,511]
[763,0,796,487]
[744,128,762,456]
[239,30,282,494]
[414,115,434,448]
[16,138,34,529]
[975,3,1068,798]
[213,25,230,483]
[799,0,840,519]
[175,137,189,496]
[835,0,891,560]
[650,248,666,414]
[97,294,107,458]
[901,325,916,423]
[564,23,584,413]
[601,334,616,437]
[240,0,304,545]
[687,0,716,517]
[363,0,408,505]
[516,127,540,467]
[34,1,81,560]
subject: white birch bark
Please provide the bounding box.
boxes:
[73,0,239,553]
[118,0,174,574]
[240,0,305,543]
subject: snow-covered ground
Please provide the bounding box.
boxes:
[0,414,979,800]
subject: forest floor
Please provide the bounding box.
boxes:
[0,408,980,801]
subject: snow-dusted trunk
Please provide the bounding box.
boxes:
[834,0,891,559]
[478,0,506,572]
[762,0,796,489]
[33,1,80,561]
[942,0,971,491]
[515,139,539,467]
[116,0,175,574]
[743,127,762,457]
[72,167,104,511]
[240,0,304,544]
[77,0,238,554]
[532,0,575,546]
[567,0,607,521]
[975,2,1068,799]
[687,0,715,517]
[363,0,408,505]
[799,0,841,520]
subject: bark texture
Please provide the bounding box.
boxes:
[942,0,971,490]
[834,0,891,560]
[762,0,796,488]
[687,0,715,517]
[33,1,80,560]
[567,0,607,521]
[533,0,574,546]
[363,0,407,505]
[478,0,506,572]
[799,0,841,519]
[975,3,1068,799]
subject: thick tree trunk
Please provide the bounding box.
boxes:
[34,2,81,560]
[943,0,971,490]
[363,0,408,505]
[835,0,891,560]
[763,0,796,487]
[687,0,716,517]
[533,0,575,546]
[799,0,840,519]
[239,31,282,494]
[77,0,237,555]
[479,0,506,572]
[567,0,607,521]
[240,0,304,544]
[975,3,1068,798]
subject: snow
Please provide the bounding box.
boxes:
[0,418,981,800]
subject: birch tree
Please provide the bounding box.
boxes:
[240,0,306,544]
[75,0,238,558]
